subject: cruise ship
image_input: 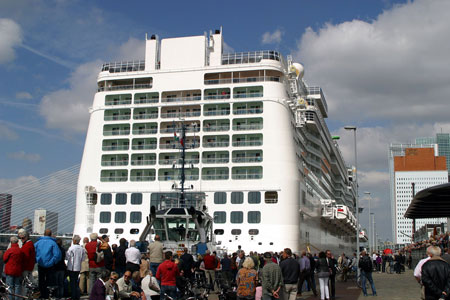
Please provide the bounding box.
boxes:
[74,29,358,254]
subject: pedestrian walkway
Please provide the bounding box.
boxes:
[298,269,421,300]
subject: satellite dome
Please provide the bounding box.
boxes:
[292,63,305,79]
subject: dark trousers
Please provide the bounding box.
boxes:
[160,285,177,300]
[298,270,316,295]
[38,265,55,299]
[329,274,335,298]
[126,262,140,273]
[68,271,80,300]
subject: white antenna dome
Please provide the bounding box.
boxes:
[292,63,305,79]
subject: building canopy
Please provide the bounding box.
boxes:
[405,183,450,218]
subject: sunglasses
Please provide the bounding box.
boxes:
[110,278,118,281]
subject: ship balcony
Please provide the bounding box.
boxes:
[105,94,132,106]
[103,125,130,136]
[159,137,200,150]
[203,135,229,148]
[202,168,229,180]
[231,166,263,180]
[104,109,131,121]
[97,78,152,92]
[102,139,129,151]
[232,118,263,131]
[159,121,200,134]
[158,168,199,181]
[130,169,156,182]
[131,138,157,150]
[101,154,129,167]
[221,51,283,65]
[101,60,145,73]
[204,88,231,100]
[132,123,158,135]
[203,104,230,116]
[161,89,201,103]
[233,86,263,99]
[203,120,230,132]
[202,151,229,164]
[131,154,156,166]
[204,70,282,85]
[133,108,158,120]
[160,105,201,119]
[232,134,263,147]
[232,150,263,163]
[100,170,128,182]
[134,92,159,104]
[233,103,263,115]
[158,152,199,166]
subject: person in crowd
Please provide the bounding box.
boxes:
[67,235,86,300]
[176,269,189,298]
[19,230,35,283]
[394,251,402,274]
[54,238,67,298]
[278,248,299,300]
[131,271,146,300]
[407,253,413,269]
[236,257,258,300]
[90,269,111,300]
[125,240,141,273]
[141,269,160,300]
[231,253,238,282]
[359,251,377,297]
[316,252,330,300]
[100,235,114,271]
[326,250,337,300]
[261,252,282,300]
[156,251,179,300]
[140,254,150,279]
[202,250,218,292]
[0,250,4,281]
[115,238,128,278]
[376,254,382,273]
[80,237,90,295]
[337,253,348,282]
[220,253,232,286]
[3,236,24,300]
[117,270,141,300]
[297,251,317,297]
[86,233,106,293]
[415,247,432,300]
[441,247,450,265]
[306,253,317,294]
[236,251,245,270]
[105,271,120,300]
[148,235,164,278]
[34,229,62,299]
[180,248,194,280]
[421,246,450,300]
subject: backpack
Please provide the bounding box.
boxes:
[360,256,372,272]
[94,243,104,263]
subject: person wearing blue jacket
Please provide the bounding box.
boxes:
[34,229,62,299]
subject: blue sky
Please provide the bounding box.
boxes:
[2,0,450,240]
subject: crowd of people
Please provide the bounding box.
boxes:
[0,228,387,300]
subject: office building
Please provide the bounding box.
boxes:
[0,194,12,232]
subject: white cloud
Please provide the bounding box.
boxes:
[39,37,145,134]
[294,0,450,125]
[0,124,18,140]
[0,175,38,192]
[261,29,283,45]
[0,18,22,64]
[7,150,41,163]
[15,92,32,99]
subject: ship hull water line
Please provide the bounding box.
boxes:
[74,29,358,254]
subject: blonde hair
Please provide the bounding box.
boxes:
[242,257,255,269]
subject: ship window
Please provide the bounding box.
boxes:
[130,228,139,234]
[131,193,142,204]
[265,191,278,204]
[214,192,227,204]
[213,211,226,224]
[114,228,124,234]
[99,212,111,223]
[100,194,112,205]
[231,192,243,204]
[248,211,261,223]
[230,211,243,223]
[99,228,108,234]
[214,229,224,235]
[249,229,259,235]
[248,192,261,204]
[116,193,127,205]
[115,212,126,223]
[130,212,142,223]
[231,229,241,235]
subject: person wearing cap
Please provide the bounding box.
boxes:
[86,233,106,294]
[261,252,283,300]
[19,230,36,283]
[100,235,114,271]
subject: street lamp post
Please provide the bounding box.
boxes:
[365,191,372,254]
[344,126,359,275]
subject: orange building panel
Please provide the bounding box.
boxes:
[394,148,447,171]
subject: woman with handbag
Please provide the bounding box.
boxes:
[316,252,330,300]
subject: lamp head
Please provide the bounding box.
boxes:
[344,126,357,131]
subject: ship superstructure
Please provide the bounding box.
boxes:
[74,29,357,253]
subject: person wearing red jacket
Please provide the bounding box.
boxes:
[156,251,179,300]
[85,233,105,294]
[3,236,24,300]
[19,231,36,280]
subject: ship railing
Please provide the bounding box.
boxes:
[100,176,127,182]
[104,115,131,121]
[161,96,201,103]
[231,173,262,180]
[105,100,132,106]
[233,92,264,99]
[221,50,282,65]
[135,98,159,104]
[132,129,158,135]
[157,175,199,181]
[232,124,263,131]
[203,142,230,148]
[160,111,201,118]
[203,125,230,132]
[130,176,156,181]
[102,145,129,151]
[202,158,229,164]
[158,159,200,165]
[159,143,199,150]
[133,113,158,120]
[103,129,130,136]
[233,108,263,115]
[98,83,152,92]
[232,140,263,147]
[130,160,156,166]
[160,127,200,134]
[204,76,281,85]
[102,161,128,166]
[232,156,262,163]
[159,198,203,210]
[131,144,157,150]
[202,174,229,180]
[101,60,145,73]
[204,110,230,116]
[204,94,231,100]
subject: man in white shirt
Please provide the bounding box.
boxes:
[414,248,431,300]
[116,271,140,300]
[125,240,141,273]
[67,235,86,300]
